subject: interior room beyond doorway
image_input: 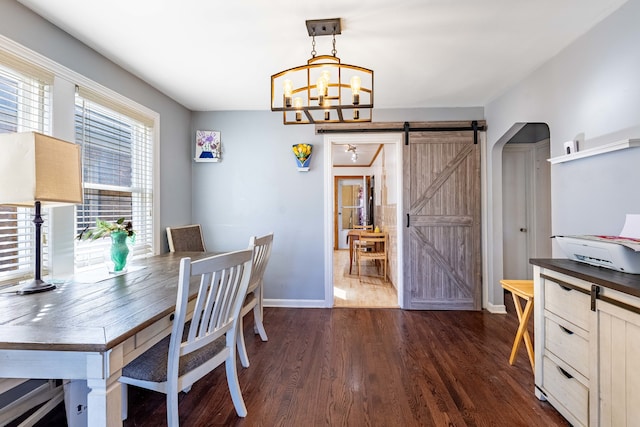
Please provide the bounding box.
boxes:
[327,134,402,308]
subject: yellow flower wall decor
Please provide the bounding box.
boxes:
[292,143,313,171]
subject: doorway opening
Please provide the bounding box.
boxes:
[498,122,552,301]
[323,133,403,308]
[485,122,553,311]
[333,175,395,307]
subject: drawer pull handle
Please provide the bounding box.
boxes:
[558,284,572,292]
[559,325,574,335]
[169,313,175,321]
[558,366,573,379]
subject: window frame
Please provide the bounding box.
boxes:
[0,53,52,285]
[74,92,155,270]
[0,35,160,284]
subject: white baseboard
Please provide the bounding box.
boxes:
[485,303,507,314]
[264,299,329,308]
[265,299,508,312]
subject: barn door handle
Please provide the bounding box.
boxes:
[406,214,410,228]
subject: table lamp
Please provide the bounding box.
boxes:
[0,132,83,295]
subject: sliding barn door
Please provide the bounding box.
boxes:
[403,131,481,310]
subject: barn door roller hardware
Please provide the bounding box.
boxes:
[316,120,485,144]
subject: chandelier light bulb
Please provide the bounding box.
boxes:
[283,79,293,108]
[320,69,331,96]
[350,75,361,105]
[323,98,331,121]
[316,77,327,106]
[294,97,303,121]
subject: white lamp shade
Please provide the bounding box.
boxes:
[0,132,83,206]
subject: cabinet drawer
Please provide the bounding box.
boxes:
[544,316,589,377]
[542,356,588,427]
[544,279,590,331]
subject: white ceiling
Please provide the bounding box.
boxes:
[17,0,628,113]
[332,143,382,167]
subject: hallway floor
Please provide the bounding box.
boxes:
[332,249,398,308]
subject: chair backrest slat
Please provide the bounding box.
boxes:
[172,249,253,359]
[247,233,274,294]
[358,232,387,255]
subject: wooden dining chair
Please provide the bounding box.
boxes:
[351,225,374,270]
[237,232,274,368]
[353,224,373,230]
[119,249,253,425]
[166,224,206,252]
[357,231,388,280]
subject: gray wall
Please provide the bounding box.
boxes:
[1,0,487,305]
[191,111,326,301]
[192,108,483,304]
[0,0,193,248]
[488,0,640,234]
[485,0,640,306]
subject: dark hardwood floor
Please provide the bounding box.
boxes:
[17,296,568,426]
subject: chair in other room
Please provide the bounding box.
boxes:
[119,249,254,425]
[349,225,374,273]
[357,231,388,280]
[353,224,373,230]
[237,232,274,368]
[166,224,206,252]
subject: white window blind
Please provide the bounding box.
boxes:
[0,53,52,285]
[74,88,154,270]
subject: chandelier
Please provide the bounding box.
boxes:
[346,144,358,162]
[271,18,374,125]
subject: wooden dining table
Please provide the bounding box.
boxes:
[0,251,211,427]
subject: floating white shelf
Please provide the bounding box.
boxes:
[548,138,640,164]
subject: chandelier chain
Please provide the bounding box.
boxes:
[332,31,337,56]
[311,31,317,58]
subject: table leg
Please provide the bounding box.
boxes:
[86,373,123,427]
[509,293,535,370]
[521,300,535,370]
[349,236,355,274]
[64,380,89,426]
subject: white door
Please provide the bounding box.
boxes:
[336,178,365,249]
[502,145,532,279]
[502,140,552,280]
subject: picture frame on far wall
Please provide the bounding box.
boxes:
[194,130,222,162]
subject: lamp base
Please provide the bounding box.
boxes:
[16,279,56,295]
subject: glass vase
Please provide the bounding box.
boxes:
[107,230,131,273]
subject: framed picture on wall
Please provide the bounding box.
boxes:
[194,130,222,162]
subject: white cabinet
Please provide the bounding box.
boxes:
[592,289,640,426]
[532,259,640,427]
[533,267,591,427]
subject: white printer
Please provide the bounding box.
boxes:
[555,214,640,274]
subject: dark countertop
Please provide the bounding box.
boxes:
[530,258,640,299]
